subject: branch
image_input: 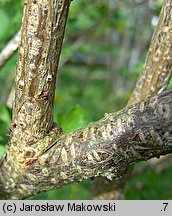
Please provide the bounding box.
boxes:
[128,0,172,105]
[12,0,71,145]
[0,31,20,69]
[1,90,172,199]
[92,0,172,200]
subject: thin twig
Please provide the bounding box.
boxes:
[0,31,20,69]
[132,155,172,177]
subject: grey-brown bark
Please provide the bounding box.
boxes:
[1,90,172,199]
[0,0,172,200]
[92,0,172,200]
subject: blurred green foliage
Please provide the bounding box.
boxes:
[0,0,172,200]
[125,161,172,199]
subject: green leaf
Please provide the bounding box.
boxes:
[0,0,11,4]
[0,105,11,126]
[0,145,5,157]
[0,9,9,39]
[29,180,91,200]
[0,120,9,145]
[0,106,10,145]
[59,106,88,132]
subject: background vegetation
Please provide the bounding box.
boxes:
[0,0,172,199]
